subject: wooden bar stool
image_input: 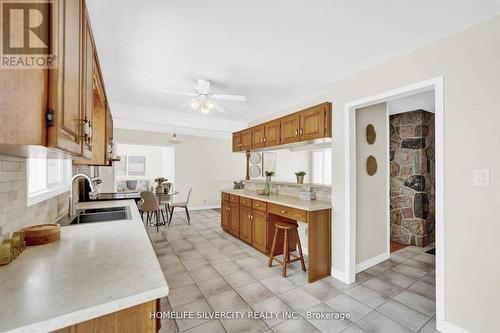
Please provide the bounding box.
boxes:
[268,222,306,277]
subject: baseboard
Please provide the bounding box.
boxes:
[355,252,390,273]
[331,268,348,283]
[444,321,470,333]
[188,204,220,211]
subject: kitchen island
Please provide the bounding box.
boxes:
[0,200,168,333]
[221,189,332,282]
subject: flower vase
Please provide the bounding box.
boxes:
[264,176,271,196]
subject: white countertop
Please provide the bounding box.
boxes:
[0,200,168,333]
[223,189,332,211]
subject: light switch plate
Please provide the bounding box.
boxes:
[473,169,490,186]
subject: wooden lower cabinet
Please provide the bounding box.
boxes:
[53,300,158,333]
[221,192,332,283]
[229,202,240,237]
[239,206,252,244]
[251,209,267,252]
[221,201,230,231]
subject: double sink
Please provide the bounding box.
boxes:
[70,206,132,225]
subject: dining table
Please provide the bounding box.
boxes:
[155,191,180,224]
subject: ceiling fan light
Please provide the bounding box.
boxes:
[190,99,200,110]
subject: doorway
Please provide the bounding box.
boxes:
[344,77,444,331]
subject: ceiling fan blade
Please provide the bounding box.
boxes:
[212,94,246,102]
[159,88,197,97]
[213,100,228,112]
[196,79,211,94]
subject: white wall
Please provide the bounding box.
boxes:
[356,103,388,266]
[255,149,311,183]
[115,144,175,187]
[113,129,245,208]
[249,15,500,333]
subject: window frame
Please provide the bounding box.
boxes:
[27,158,72,207]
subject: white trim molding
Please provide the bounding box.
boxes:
[356,252,390,274]
[331,268,347,282]
[444,321,470,333]
[344,77,445,332]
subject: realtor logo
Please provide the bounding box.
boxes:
[1,0,56,68]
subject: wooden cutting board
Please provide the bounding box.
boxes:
[21,224,60,246]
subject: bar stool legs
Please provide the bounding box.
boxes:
[268,222,306,277]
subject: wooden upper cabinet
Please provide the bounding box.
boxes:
[264,120,280,147]
[231,102,331,152]
[252,125,265,149]
[232,132,242,152]
[280,114,300,144]
[48,0,84,155]
[299,103,327,141]
[80,12,94,159]
[241,129,252,151]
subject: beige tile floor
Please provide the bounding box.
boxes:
[147,209,438,333]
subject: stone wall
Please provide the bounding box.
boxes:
[390,110,435,247]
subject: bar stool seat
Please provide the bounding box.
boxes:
[268,222,306,277]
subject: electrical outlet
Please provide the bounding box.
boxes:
[473,169,490,186]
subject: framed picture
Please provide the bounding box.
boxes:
[114,155,127,176]
[127,156,146,175]
[262,152,276,175]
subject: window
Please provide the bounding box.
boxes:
[311,149,332,185]
[27,158,72,206]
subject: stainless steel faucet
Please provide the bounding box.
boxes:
[68,174,97,217]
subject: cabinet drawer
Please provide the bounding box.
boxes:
[268,203,307,222]
[230,195,240,204]
[240,197,252,207]
[252,200,267,212]
[222,192,230,202]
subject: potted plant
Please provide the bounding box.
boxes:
[295,171,306,184]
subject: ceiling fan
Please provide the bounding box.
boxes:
[160,79,246,113]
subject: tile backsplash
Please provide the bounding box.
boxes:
[244,179,332,202]
[0,155,68,242]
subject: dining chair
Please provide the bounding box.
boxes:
[169,188,192,225]
[140,191,165,232]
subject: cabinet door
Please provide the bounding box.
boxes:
[48,0,84,155]
[241,129,252,151]
[80,14,94,159]
[229,203,240,237]
[252,210,267,253]
[221,201,230,231]
[252,126,265,149]
[105,107,113,164]
[280,114,300,144]
[232,132,242,152]
[299,104,326,141]
[239,206,253,244]
[264,120,280,147]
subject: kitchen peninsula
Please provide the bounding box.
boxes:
[0,200,168,333]
[221,189,332,283]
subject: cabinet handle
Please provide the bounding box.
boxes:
[263,137,266,142]
[295,130,298,136]
[251,215,254,220]
[299,129,303,135]
[281,210,286,214]
[256,204,259,207]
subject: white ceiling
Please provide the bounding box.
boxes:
[86,0,500,135]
